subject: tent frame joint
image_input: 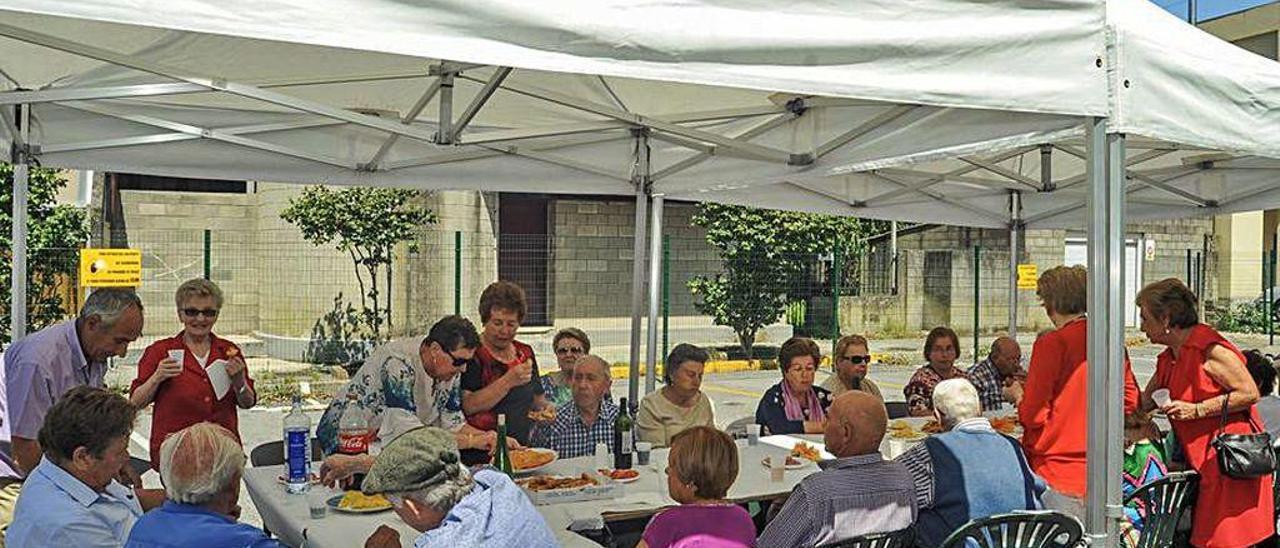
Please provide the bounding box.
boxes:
[789,152,814,166]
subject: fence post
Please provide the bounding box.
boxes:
[831,243,843,353]
[1271,234,1277,345]
[202,229,211,280]
[973,246,980,365]
[662,235,670,361]
[453,231,462,316]
[1186,249,1193,287]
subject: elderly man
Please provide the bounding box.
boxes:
[531,354,618,459]
[896,379,1045,548]
[125,422,282,548]
[1,288,144,538]
[967,336,1024,411]
[7,387,163,547]
[361,427,557,548]
[758,391,916,547]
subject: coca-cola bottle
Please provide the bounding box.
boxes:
[337,393,370,490]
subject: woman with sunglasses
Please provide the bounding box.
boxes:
[821,334,883,400]
[541,328,591,407]
[315,316,518,472]
[131,278,256,471]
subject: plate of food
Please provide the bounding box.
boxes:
[598,468,641,483]
[888,420,929,441]
[790,441,822,462]
[517,473,600,491]
[761,455,807,470]
[327,491,393,513]
[527,407,557,422]
[507,448,558,474]
[988,415,1022,436]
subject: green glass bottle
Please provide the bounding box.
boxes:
[613,397,634,470]
[493,413,514,476]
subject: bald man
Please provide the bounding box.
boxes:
[758,391,917,547]
[530,355,618,459]
[968,336,1024,411]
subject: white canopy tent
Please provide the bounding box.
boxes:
[3,0,1280,544]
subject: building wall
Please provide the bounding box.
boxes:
[403,190,498,333]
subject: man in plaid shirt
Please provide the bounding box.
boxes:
[531,355,618,458]
[967,337,1024,412]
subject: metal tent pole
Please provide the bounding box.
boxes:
[627,130,651,406]
[644,194,665,395]
[1008,191,1022,337]
[1104,131,1128,546]
[10,103,30,342]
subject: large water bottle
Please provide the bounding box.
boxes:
[283,395,311,494]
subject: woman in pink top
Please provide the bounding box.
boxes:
[640,426,755,548]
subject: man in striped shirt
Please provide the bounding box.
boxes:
[758,391,917,547]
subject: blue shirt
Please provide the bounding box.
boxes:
[125,500,284,548]
[530,399,619,459]
[413,468,557,548]
[7,456,143,548]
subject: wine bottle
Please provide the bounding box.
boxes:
[613,397,634,470]
[494,414,513,476]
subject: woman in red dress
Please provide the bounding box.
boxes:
[130,279,256,470]
[1137,278,1274,547]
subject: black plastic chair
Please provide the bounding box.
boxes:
[885,401,910,419]
[128,456,152,478]
[1122,470,1199,548]
[249,438,324,467]
[940,511,1083,548]
[819,527,915,548]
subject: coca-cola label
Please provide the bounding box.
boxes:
[338,430,368,454]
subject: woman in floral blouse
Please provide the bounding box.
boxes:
[904,326,968,417]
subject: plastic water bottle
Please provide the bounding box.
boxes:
[283,396,311,494]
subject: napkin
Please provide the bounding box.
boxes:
[207,359,232,399]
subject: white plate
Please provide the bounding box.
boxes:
[510,448,559,475]
[761,456,807,470]
[326,493,392,514]
[597,469,641,483]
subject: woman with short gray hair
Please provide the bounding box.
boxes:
[124,422,281,547]
[636,343,715,447]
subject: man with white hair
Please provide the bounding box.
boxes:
[530,354,618,459]
[124,422,282,548]
[894,379,1046,548]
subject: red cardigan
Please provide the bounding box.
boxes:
[1017,319,1139,497]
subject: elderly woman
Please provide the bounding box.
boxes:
[125,423,282,548]
[540,327,591,407]
[1005,265,1140,519]
[637,344,716,447]
[822,334,883,399]
[130,279,255,470]
[1135,278,1273,547]
[904,327,966,416]
[462,281,553,446]
[755,337,833,435]
[360,427,557,548]
[639,426,754,548]
[1244,349,1280,440]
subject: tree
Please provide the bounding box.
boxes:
[0,164,90,344]
[689,203,883,358]
[280,186,435,346]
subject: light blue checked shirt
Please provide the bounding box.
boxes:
[412,468,556,548]
[531,398,619,459]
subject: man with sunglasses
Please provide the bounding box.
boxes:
[821,335,883,400]
[317,316,521,486]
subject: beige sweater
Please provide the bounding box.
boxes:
[819,374,883,400]
[635,389,716,447]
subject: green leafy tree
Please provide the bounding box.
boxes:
[0,165,90,344]
[689,203,882,357]
[280,186,435,346]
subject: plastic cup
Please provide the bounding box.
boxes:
[307,489,328,519]
[595,443,611,470]
[769,455,786,482]
[635,442,652,466]
[1152,388,1171,408]
[166,349,185,364]
[745,424,761,446]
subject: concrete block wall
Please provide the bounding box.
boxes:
[403,191,498,333]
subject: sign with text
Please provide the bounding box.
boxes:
[80,248,142,287]
[1017,263,1038,290]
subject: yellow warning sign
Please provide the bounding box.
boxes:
[1017,264,1038,290]
[80,249,142,287]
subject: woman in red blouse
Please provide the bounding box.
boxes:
[1006,265,1139,518]
[1136,278,1273,547]
[130,279,256,470]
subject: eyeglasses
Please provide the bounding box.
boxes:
[180,308,219,318]
[444,350,470,368]
[555,346,585,356]
[839,355,872,365]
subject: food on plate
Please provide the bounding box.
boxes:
[888,420,927,440]
[790,441,821,462]
[922,420,944,434]
[518,474,599,491]
[990,415,1021,435]
[337,491,390,510]
[527,407,557,422]
[509,448,556,471]
[763,455,803,467]
[598,468,641,481]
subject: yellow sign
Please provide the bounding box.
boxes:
[1017,263,1038,290]
[80,248,142,287]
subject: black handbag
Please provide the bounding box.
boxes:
[1209,392,1277,479]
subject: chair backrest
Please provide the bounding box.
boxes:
[724,416,758,438]
[940,511,1083,548]
[1122,470,1200,548]
[250,438,324,467]
[819,527,915,548]
[885,401,910,419]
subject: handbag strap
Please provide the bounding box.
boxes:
[1215,391,1266,437]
